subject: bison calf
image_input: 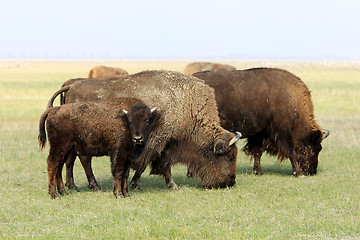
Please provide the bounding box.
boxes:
[38,97,156,199]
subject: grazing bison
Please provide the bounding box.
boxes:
[184,62,236,75]
[47,70,241,189]
[193,68,330,176]
[38,97,157,199]
[88,65,128,78]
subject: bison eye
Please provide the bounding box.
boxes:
[145,119,150,124]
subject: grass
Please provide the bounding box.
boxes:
[0,60,359,239]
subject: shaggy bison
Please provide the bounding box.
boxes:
[88,65,128,78]
[184,62,236,75]
[193,68,330,176]
[47,70,241,190]
[38,97,157,199]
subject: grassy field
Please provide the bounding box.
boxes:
[0,60,359,239]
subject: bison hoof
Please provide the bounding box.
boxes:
[167,182,180,190]
[88,184,101,191]
[253,170,264,175]
[65,182,78,191]
[123,192,130,198]
[50,192,60,199]
[130,182,140,190]
[114,192,125,198]
[294,171,305,177]
[58,189,69,196]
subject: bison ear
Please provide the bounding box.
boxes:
[214,140,226,155]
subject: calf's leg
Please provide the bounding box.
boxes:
[65,150,78,190]
[78,155,100,191]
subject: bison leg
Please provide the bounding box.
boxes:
[65,149,78,190]
[111,155,127,198]
[55,161,68,196]
[164,166,179,190]
[130,168,144,190]
[289,150,304,177]
[121,160,131,198]
[78,155,101,191]
[253,152,264,175]
[47,149,66,199]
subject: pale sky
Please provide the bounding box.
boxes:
[0,0,359,60]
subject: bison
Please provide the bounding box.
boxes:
[47,70,242,190]
[88,65,128,78]
[38,97,157,199]
[183,62,236,75]
[193,68,330,176]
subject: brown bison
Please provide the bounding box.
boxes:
[193,68,330,176]
[47,70,242,190]
[38,97,157,199]
[88,65,128,78]
[184,62,236,75]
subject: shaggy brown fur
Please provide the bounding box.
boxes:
[38,97,156,199]
[184,62,236,75]
[88,65,128,78]
[193,68,330,176]
[47,70,241,189]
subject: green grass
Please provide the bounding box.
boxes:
[0,60,359,239]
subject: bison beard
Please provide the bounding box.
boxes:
[193,68,330,176]
[38,97,156,199]
[47,70,241,189]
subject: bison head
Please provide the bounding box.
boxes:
[123,106,157,146]
[297,129,330,175]
[190,132,241,188]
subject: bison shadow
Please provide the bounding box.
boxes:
[71,168,202,194]
[236,159,324,176]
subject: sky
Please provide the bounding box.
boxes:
[0,0,359,60]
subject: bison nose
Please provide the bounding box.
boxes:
[133,136,143,144]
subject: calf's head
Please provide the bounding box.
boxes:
[123,105,157,145]
[297,129,330,175]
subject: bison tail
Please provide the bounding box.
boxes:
[38,109,51,150]
[46,85,71,109]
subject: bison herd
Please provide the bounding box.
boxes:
[38,62,330,199]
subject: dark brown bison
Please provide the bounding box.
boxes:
[47,70,242,190]
[193,68,330,176]
[88,65,128,78]
[38,97,157,199]
[184,62,236,75]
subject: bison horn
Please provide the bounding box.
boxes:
[322,129,330,140]
[229,132,242,146]
[122,109,128,115]
[150,107,157,113]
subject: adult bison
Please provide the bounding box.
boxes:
[193,68,330,176]
[184,62,236,75]
[88,65,128,78]
[47,70,241,190]
[39,97,157,199]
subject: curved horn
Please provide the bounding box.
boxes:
[150,107,157,113]
[229,132,242,146]
[322,129,330,140]
[122,109,128,115]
